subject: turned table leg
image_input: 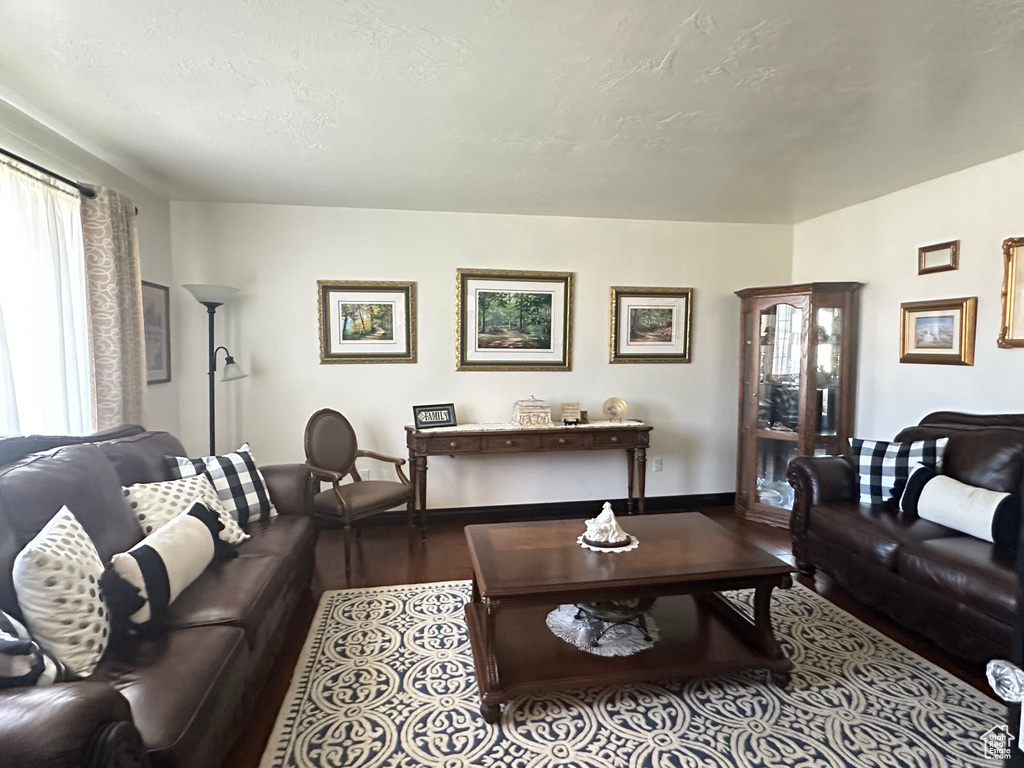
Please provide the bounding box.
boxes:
[626,448,636,514]
[636,447,647,515]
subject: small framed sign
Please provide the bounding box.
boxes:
[413,403,457,429]
[918,240,959,275]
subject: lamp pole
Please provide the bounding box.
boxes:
[203,301,221,455]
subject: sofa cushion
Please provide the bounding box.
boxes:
[237,515,318,567]
[0,444,142,619]
[164,554,287,648]
[807,501,962,569]
[896,537,1018,624]
[92,625,248,768]
[97,432,188,486]
[941,428,1024,495]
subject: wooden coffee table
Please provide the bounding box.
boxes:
[463,512,794,723]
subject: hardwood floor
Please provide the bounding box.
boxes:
[222,506,994,768]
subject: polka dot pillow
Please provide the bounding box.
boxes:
[123,475,248,545]
[12,506,110,678]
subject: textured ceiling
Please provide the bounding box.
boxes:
[1,0,1022,223]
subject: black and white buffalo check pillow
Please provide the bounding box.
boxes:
[166,443,276,527]
[850,437,949,506]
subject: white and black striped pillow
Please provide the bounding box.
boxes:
[103,500,233,629]
[0,610,68,688]
[166,443,276,528]
[850,437,949,505]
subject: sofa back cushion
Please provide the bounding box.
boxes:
[96,431,187,486]
[894,425,1024,496]
[0,444,142,619]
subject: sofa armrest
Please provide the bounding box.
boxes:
[261,463,313,516]
[0,681,148,768]
[787,455,857,577]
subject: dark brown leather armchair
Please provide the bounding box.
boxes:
[304,408,416,578]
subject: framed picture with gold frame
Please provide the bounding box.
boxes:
[317,280,416,364]
[917,240,960,275]
[899,296,976,366]
[610,286,693,363]
[998,237,1024,348]
[456,268,573,371]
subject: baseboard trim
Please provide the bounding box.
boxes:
[365,493,736,526]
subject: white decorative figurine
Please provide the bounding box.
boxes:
[578,502,638,553]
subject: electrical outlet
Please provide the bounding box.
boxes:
[652,457,663,472]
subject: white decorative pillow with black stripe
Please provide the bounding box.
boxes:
[123,475,249,544]
[850,437,948,505]
[12,506,111,678]
[0,610,68,688]
[900,463,1022,548]
[103,499,234,630]
[166,443,276,528]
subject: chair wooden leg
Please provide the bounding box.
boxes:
[344,520,352,580]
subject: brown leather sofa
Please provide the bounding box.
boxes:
[0,426,318,768]
[787,411,1024,663]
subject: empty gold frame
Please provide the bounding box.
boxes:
[998,238,1024,348]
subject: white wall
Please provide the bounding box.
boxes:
[793,150,1024,439]
[171,203,792,508]
[0,101,179,434]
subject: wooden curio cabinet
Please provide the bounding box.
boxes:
[734,282,862,527]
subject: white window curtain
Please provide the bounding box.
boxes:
[0,159,92,436]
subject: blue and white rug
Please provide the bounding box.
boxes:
[260,580,1004,768]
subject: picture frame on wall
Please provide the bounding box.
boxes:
[456,268,573,371]
[141,280,171,384]
[899,296,977,366]
[998,237,1024,348]
[317,280,417,364]
[609,286,693,363]
[917,240,960,275]
[412,403,457,429]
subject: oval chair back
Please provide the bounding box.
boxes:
[304,408,358,475]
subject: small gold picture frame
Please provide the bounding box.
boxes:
[317,280,417,364]
[610,287,693,363]
[899,296,976,365]
[998,237,1024,348]
[917,240,960,275]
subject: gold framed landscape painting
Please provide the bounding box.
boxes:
[456,268,573,371]
[318,280,416,364]
[610,286,693,363]
[899,296,976,366]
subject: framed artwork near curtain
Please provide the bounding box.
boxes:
[456,268,573,371]
[610,286,693,363]
[917,240,960,275]
[317,280,417,364]
[899,296,976,365]
[141,281,171,384]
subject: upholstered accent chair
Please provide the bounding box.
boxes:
[304,408,416,578]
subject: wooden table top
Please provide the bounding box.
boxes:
[464,512,792,599]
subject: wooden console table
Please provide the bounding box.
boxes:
[404,421,653,518]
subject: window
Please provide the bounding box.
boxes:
[0,159,92,436]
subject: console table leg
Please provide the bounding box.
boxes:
[416,456,428,539]
[637,447,647,515]
[626,448,636,514]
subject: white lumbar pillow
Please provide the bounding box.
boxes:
[12,506,110,677]
[123,475,248,544]
[107,499,226,627]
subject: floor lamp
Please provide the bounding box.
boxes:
[183,284,248,454]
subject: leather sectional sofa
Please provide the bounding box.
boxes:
[0,425,318,768]
[788,411,1024,663]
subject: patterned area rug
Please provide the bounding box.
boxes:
[260,580,1004,768]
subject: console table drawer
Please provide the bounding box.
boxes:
[482,435,541,452]
[591,432,632,448]
[539,433,586,450]
[424,436,481,454]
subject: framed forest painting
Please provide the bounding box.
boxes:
[318,281,416,364]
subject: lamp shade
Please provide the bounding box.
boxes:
[221,359,248,382]
[183,284,239,306]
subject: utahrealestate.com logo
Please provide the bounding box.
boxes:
[981,724,1015,760]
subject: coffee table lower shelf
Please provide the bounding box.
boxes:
[464,593,792,723]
